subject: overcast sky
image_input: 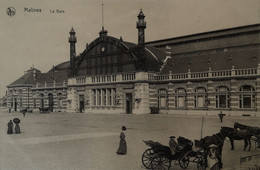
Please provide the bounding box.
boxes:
[0,0,259,97]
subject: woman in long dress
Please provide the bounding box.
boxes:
[7,120,13,134]
[15,123,21,134]
[116,126,127,155]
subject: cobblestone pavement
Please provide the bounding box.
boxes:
[0,109,260,170]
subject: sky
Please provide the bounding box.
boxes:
[0,0,259,97]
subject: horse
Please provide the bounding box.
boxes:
[221,126,252,151]
[199,127,230,169]
[234,122,260,136]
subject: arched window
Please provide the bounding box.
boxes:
[194,87,207,109]
[239,85,255,109]
[175,88,186,108]
[157,89,168,109]
[215,86,230,109]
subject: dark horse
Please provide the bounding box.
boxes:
[199,127,230,169]
[234,122,260,136]
[221,126,252,151]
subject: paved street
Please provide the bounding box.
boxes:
[0,109,260,170]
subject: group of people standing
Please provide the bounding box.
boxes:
[7,119,21,134]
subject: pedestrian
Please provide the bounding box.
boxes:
[169,136,181,155]
[116,126,127,155]
[207,144,220,170]
[169,136,177,155]
[22,108,27,117]
[14,122,21,134]
[218,111,224,123]
[7,120,13,134]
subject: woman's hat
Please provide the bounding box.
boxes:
[169,136,175,139]
[209,144,218,148]
[122,126,127,131]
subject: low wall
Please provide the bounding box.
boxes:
[165,110,260,117]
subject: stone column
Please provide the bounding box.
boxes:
[207,80,215,110]
[186,82,193,110]
[133,83,150,114]
[230,79,238,111]
[168,83,175,110]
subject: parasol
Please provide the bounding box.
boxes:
[13,118,20,123]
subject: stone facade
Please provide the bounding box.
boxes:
[5,10,260,117]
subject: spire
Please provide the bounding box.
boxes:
[69,27,77,77]
[69,27,77,43]
[99,4,108,36]
[136,9,146,45]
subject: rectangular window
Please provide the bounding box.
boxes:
[197,96,204,108]
[160,96,166,108]
[113,88,116,105]
[178,96,184,108]
[108,89,111,105]
[216,96,218,108]
[243,96,251,108]
[102,89,106,106]
[219,95,226,108]
[97,89,101,105]
[93,89,96,106]
[34,99,36,108]
[20,98,22,108]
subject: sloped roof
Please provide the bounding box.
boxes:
[8,73,37,87]
[161,46,260,74]
[8,63,69,87]
[48,61,70,72]
[146,24,260,47]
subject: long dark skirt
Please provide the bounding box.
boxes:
[117,139,127,155]
[15,123,21,134]
[7,126,13,134]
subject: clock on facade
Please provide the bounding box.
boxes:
[101,46,106,52]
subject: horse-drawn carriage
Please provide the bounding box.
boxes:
[142,136,207,170]
[39,107,50,113]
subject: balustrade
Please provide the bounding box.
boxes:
[69,67,258,85]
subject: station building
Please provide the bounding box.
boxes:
[6,10,260,116]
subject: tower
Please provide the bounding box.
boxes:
[69,27,77,76]
[136,9,146,45]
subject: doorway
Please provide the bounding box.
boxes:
[79,95,84,113]
[126,93,132,114]
[48,93,54,112]
[14,98,17,111]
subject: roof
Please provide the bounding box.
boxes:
[8,62,69,87]
[48,61,70,72]
[79,35,166,72]
[146,24,260,47]
[7,73,37,87]
[161,45,260,74]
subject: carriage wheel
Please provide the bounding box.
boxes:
[197,156,206,170]
[179,155,189,169]
[151,153,171,170]
[142,148,155,169]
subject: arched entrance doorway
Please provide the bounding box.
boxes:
[126,93,132,114]
[79,95,84,113]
